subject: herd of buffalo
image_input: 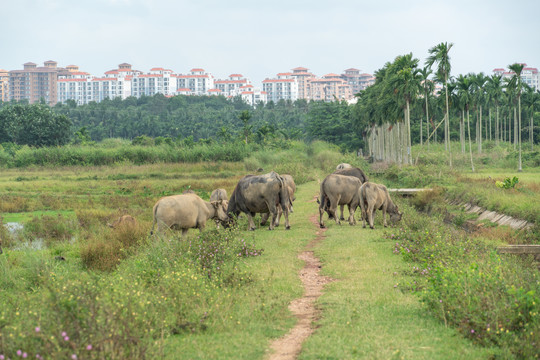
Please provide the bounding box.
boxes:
[0,164,403,254]
[149,163,402,237]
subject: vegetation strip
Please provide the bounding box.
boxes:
[267,214,333,359]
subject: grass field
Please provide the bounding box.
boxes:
[0,142,538,359]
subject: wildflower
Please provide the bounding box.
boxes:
[71,355,77,360]
[471,329,475,334]
[35,327,40,332]
[61,331,67,337]
[17,350,22,356]
[64,336,70,341]
[23,353,28,358]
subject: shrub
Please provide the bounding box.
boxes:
[23,214,77,245]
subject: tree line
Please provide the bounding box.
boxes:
[0,95,363,152]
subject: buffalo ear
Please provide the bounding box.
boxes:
[211,201,219,209]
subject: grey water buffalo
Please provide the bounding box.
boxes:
[318,174,362,228]
[319,167,369,221]
[359,182,402,229]
[107,215,137,229]
[210,188,228,202]
[260,174,296,227]
[151,193,229,237]
[227,171,290,231]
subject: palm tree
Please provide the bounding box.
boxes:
[486,75,503,146]
[418,66,433,147]
[508,63,525,172]
[388,54,422,165]
[471,73,488,153]
[456,74,475,172]
[426,42,453,166]
[522,85,540,150]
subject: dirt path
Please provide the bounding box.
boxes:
[266,213,333,360]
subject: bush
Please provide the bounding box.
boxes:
[388,202,540,358]
[23,214,77,245]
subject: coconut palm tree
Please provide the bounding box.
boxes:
[508,63,525,172]
[471,73,488,153]
[426,42,453,166]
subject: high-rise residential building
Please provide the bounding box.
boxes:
[9,61,70,105]
[340,68,375,94]
[309,73,353,102]
[176,68,215,95]
[290,67,315,100]
[0,69,9,102]
[230,84,267,106]
[493,64,539,91]
[262,72,299,103]
[214,74,250,96]
[132,67,177,97]
[57,65,94,105]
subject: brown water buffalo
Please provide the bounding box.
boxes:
[210,188,228,202]
[359,182,402,229]
[260,174,296,227]
[318,174,362,228]
[227,171,290,231]
[107,215,137,229]
[151,193,229,237]
[336,163,352,170]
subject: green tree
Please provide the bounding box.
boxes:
[0,104,72,146]
[239,110,252,144]
[508,63,525,171]
[426,42,453,166]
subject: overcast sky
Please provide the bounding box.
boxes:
[2,0,539,86]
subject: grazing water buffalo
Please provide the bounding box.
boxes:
[359,182,402,229]
[319,174,362,228]
[319,167,369,221]
[107,215,137,229]
[210,188,228,202]
[260,174,296,227]
[227,171,290,231]
[151,193,229,237]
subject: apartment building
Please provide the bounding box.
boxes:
[229,84,267,106]
[0,69,8,102]
[9,61,70,105]
[132,67,177,97]
[57,65,94,105]
[176,68,215,95]
[309,73,353,102]
[214,74,250,96]
[493,64,539,91]
[262,72,299,103]
[290,67,315,100]
[341,68,375,94]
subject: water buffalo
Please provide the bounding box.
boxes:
[260,174,296,227]
[107,215,137,229]
[319,174,362,228]
[151,193,229,237]
[210,188,228,202]
[228,171,290,231]
[336,163,353,170]
[359,182,402,229]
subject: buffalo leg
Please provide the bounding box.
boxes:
[247,213,257,231]
[382,205,388,227]
[181,228,189,237]
[340,205,345,221]
[260,213,269,226]
[367,204,375,229]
